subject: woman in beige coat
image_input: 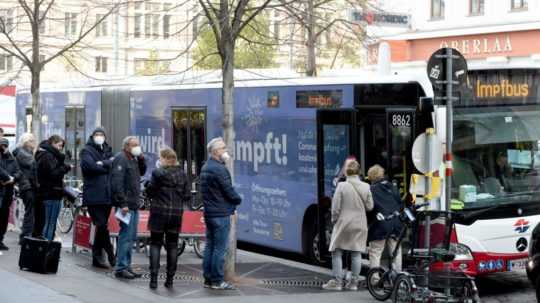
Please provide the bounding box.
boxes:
[322,160,374,291]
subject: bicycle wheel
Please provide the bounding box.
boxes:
[194,238,205,258]
[367,267,393,301]
[392,275,415,303]
[177,239,186,257]
[57,200,75,234]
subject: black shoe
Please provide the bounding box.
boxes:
[92,258,110,269]
[0,242,9,251]
[164,275,174,288]
[204,278,212,288]
[149,275,158,289]
[115,270,136,280]
[127,269,142,278]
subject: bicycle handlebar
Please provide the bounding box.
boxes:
[378,202,430,221]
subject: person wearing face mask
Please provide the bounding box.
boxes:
[13,133,39,245]
[110,136,147,279]
[200,137,242,290]
[35,135,71,241]
[0,137,22,250]
[80,127,116,269]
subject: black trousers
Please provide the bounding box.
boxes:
[20,190,35,240]
[87,205,114,257]
[32,197,45,237]
[0,187,14,243]
[150,231,179,247]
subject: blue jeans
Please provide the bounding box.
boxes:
[203,216,231,284]
[115,210,139,272]
[332,248,362,281]
[43,200,61,241]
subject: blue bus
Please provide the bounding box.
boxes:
[15,73,433,262]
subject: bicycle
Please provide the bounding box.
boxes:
[367,202,429,301]
[57,185,83,234]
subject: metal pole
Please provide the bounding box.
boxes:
[445,48,453,212]
[423,129,433,289]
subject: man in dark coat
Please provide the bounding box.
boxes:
[110,136,147,279]
[367,164,403,271]
[0,138,20,250]
[200,137,241,290]
[80,127,115,269]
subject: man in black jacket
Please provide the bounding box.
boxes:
[80,127,115,269]
[200,137,242,290]
[0,138,21,250]
[110,136,147,279]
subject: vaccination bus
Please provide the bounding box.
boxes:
[15,68,540,277]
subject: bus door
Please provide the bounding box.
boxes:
[172,108,207,207]
[64,106,85,178]
[316,109,358,260]
[358,107,415,197]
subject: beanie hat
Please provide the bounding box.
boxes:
[0,138,9,147]
[92,127,107,137]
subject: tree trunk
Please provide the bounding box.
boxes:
[31,6,42,141]
[305,0,317,77]
[221,41,237,282]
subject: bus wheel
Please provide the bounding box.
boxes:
[308,229,327,265]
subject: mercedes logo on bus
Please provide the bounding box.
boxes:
[516,237,528,252]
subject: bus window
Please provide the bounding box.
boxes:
[65,106,85,178]
[387,110,415,197]
[172,108,207,194]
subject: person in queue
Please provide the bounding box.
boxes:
[200,137,242,290]
[367,164,403,271]
[322,160,373,291]
[13,133,38,245]
[111,136,146,279]
[0,138,21,250]
[145,147,190,289]
[80,127,116,269]
[35,135,71,241]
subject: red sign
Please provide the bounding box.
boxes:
[73,215,93,249]
[108,209,150,236]
[181,211,205,235]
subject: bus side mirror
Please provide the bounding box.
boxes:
[419,97,434,114]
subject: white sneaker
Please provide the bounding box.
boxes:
[322,279,343,291]
[344,278,359,291]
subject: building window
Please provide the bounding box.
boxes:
[134,13,142,38]
[0,9,14,33]
[95,56,108,73]
[511,0,527,10]
[0,54,13,71]
[163,14,170,39]
[65,13,78,37]
[470,0,484,15]
[431,0,444,19]
[96,14,108,37]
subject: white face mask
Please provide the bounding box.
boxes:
[94,136,105,145]
[130,146,142,157]
[220,151,231,162]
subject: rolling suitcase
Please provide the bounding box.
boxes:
[18,236,61,274]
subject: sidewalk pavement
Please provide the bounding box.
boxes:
[0,231,378,303]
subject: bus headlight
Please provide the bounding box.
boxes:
[450,243,474,261]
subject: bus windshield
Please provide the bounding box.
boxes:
[452,105,540,209]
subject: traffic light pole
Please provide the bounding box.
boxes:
[445,48,454,212]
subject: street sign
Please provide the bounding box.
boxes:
[411,132,443,174]
[427,48,468,95]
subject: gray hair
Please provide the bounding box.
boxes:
[368,164,385,182]
[17,133,36,148]
[207,137,225,154]
[122,136,138,148]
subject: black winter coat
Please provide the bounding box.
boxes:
[200,158,241,218]
[35,141,71,200]
[145,165,190,233]
[80,138,114,206]
[110,151,147,210]
[13,147,37,193]
[0,151,22,196]
[368,179,403,242]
